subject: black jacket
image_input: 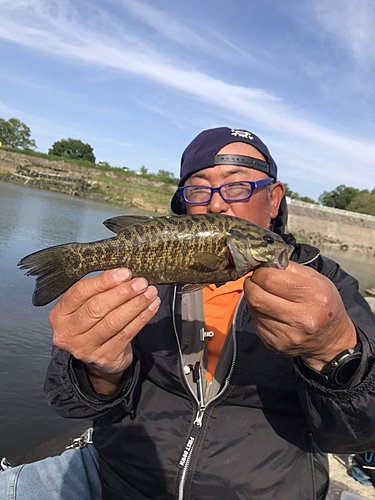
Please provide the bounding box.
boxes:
[44,240,375,500]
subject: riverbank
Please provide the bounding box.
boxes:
[2,148,375,257]
[0,149,176,215]
[287,200,375,256]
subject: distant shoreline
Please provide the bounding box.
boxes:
[2,148,375,257]
[0,149,175,215]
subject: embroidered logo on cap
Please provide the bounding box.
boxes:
[231,129,254,140]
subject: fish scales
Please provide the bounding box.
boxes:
[100,216,229,281]
[18,214,293,306]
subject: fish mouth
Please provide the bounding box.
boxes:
[275,245,294,269]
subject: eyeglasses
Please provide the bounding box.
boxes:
[178,178,274,205]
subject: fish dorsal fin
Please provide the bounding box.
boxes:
[189,252,224,272]
[226,235,258,276]
[103,215,154,234]
[181,283,208,293]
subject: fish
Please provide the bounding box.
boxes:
[18,214,294,307]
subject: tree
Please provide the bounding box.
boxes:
[299,196,316,204]
[157,169,175,180]
[318,184,361,210]
[49,138,96,163]
[283,183,301,200]
[347,192,375,216]
[139,165,148,175]
[0,117,37,150]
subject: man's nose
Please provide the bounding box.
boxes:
[207,191,230,213]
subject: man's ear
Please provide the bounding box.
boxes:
[269,182,285,220]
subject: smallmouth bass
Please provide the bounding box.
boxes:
[18,214,293,306]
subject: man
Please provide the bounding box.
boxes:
[2,126,375,500]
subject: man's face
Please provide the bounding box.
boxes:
[185,142,285,229]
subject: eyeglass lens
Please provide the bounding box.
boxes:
[184,181,254,203]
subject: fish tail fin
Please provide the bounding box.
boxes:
[18,243,84,306]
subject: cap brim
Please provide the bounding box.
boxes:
[170,190,187,215]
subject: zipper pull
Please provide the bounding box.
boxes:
[193,407,205,427]
[192,361,205,427]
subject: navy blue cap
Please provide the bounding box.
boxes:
[171,127,278,214]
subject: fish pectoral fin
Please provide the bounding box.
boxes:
[180,283,208,293]
[226,235,258,276]
[103,215,154,234]
[190,252,224,272]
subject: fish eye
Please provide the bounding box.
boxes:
[263,235,274,244]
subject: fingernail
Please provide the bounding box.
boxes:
[131,278,148,292]
[148,296,161,311]
[144,286,158,300]
[113,268,131,283]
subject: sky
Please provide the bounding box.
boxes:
[0,0,375,202]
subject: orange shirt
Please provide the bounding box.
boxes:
[203,274,251,382]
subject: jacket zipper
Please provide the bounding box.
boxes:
[172,286,242,500]
[192,361,206,426]
[300,253,320,266]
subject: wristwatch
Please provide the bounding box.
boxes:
[320,345,362,386]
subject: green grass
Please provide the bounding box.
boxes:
[0,148,176,215]
[0,146,179,185]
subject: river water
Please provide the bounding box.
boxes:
[0,181,375,461]
[0,181,127,461]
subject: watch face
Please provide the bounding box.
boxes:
[333,355,362,386]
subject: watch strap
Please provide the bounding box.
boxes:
[296,342,362,387]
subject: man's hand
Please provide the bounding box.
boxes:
[49,268,160,394]
[244,261,357,371]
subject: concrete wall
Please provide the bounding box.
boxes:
[286,199,375,254]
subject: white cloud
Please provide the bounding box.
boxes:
[0,0,375,193]
[0,100,21,116]
[117,0,214,51]
[310,0,375,66]
[116,0,260,65]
